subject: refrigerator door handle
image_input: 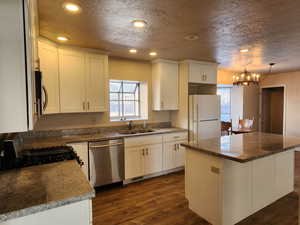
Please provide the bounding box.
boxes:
[199,119,219,122]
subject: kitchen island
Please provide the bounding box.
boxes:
[181,132,300,225]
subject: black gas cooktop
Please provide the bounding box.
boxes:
[20,146,83,168]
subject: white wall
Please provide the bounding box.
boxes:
[260,71,300,136]
[34,57,171,130]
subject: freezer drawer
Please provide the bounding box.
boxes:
[89,139,124,187]
[190,120,221,141]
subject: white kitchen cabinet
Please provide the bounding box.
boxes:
[85,53,108,112]
[144,144,163,175]
[125,135,163,179]
[59,48,87,113]
[68,142,89,179]
[0,199,91,225]
[152,59,179,111]
[38,40,60,114]
[0,0,37,133]
[39,43,108,114]
[125,146,145,179]
[183,60,218,84]
[163,132,188,170]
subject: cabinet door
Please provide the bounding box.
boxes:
[68,142,89,179]
[164,142,177,170]
[0,0,28,133]
[175,141,186,168]
[38,41,60,114]
[144,144,163,175]
[59,49,86,113]
[160,63,178,110]
[86,54,108,112]
[189,62,217,84]
[125,147,144,179]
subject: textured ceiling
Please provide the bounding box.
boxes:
[38,0,300,73]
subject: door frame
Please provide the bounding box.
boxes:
[259,85,287,135]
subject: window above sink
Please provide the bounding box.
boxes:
[109,80,148,122]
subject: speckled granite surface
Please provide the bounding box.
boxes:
[181,132,300,163]
[0,161,95,222]
[23,127,188,149]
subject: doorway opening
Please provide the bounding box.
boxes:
[261,87,284,134]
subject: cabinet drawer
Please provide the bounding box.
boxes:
[125,134,163,147]
[163,132,188,143]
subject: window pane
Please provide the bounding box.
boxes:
[123,101,135,116]
[123,82,137,93]
[110,82,122,92]
[123,93,135,101]
[217,87,231,122]
[110,93,119,101]
[110,101,120,117]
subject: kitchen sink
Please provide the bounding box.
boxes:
[118,129,155,135]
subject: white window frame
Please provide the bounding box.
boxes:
[109,80,141,121]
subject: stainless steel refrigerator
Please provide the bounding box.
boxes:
[189,95,221,141]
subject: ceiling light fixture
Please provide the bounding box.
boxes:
[132,20,147,28]
[129,49,137,54]
[149,52,157,56]
[240,49,249,53]
[63,2,81,13]
[232,68,260,86]
[57,36,69,41]
[184,34,199,41]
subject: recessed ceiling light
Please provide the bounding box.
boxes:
[132,20,147,28]
[184,34,199,41]
[149,52,157,56]
[57,36,69,41]
[129,49,137,54]
[63,2,81,13]
[240,49,249,53]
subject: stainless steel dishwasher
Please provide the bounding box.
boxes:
[89,139,124,187]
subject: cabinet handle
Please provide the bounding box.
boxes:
[83,102,86,110]
[87,101,90,111]
[174,144,177,151]
[146,148,149,155]
[142,149,145,156]
[161,101,164,109]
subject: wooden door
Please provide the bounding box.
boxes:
[59,49,86,113]
[86,54,108,112]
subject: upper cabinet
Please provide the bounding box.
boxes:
[38,39,108,114]
[152,59,179,111]
[185,60,218,84]
[38,40,60,114]
[0,0,38,133]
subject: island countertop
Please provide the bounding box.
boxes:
[0,160,95,222]
[181,132,300,163]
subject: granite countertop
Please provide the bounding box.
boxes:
[0,161,95,222]
[181,132,300,163]
[23,127,187,149]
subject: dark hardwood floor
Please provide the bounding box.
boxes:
[93,152,300,225]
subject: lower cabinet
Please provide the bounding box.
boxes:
[68,142,89,179]
[125,131,188,180]
[164,141,185,170]
[125,144,163,179]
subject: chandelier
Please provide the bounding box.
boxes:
[232,69,260,86]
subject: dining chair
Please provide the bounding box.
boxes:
[221,120,232,136]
